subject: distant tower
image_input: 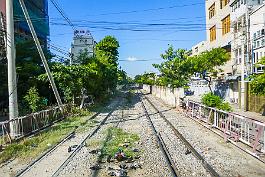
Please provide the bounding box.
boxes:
[70,30,96,64]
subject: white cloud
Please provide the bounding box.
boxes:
[126,56,139,61]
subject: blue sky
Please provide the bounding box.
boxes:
[48,0,206,77]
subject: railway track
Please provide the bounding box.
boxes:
[14,106,116,177]
[51,109,115,177]
[141,93,219,177]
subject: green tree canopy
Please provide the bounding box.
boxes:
[250,57,265,95]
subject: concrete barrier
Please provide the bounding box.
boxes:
[143,84,184,107]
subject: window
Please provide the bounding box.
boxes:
[254,33,257,39]
[220,0,230,9]
[261,29,265,35]
[210,26,216,41]
[222,15,231,35]
[233,22,238,33]
[253,41,256,49]
[257,30,261,37]
[262,38,265,46]
[257,41,260,48]
[209,3,215,19]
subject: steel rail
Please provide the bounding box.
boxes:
[14,131,75,177]
[143,95,220,177]
[141,99,180,177]
[14,112,100,177]
[52,109,115,177]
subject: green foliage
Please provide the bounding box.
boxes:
[24,87,41,113]
[250,57,265,95]
[101,127,140,158]
[39,36,121,103]
[134,72,156,85]
[217,102,233,112]
[151,47,230,89]
[188,48,230,75]
[0,114,93,163]
[0,40,53,115]
[153,46,190,88]
[202,93,232,112]
[202,93,222,107]
[186,48,230,92]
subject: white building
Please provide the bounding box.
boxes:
[206,0,233,77]
[70,30,96,64]
[250,3,265,73]
[191,41,208,56]
[230,0,263,76]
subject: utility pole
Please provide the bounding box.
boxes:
[241,6,251,111]
[6,0,19,138]
[19,0,63,110]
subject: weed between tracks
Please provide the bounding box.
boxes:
[101,127,140,158]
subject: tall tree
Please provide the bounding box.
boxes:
[188,48,230,92]
[153,46,191,88]
[95,36,120,92]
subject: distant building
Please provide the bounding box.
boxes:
[0,0,49,45]
[70,30,96,64]
[206,0,232,77]
[190,41,208,56]
[250,3,265,74]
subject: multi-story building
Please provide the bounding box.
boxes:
[206,0,233,76]
[250,3,265,73]
[230,0,263,76]
[0,0,49,45]
[191,41,208,56]
[70,30,96,64]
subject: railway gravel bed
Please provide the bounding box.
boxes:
[57,92,172,177]
[142,97,212,177]
[146,93,265,177]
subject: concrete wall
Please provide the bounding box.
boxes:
[142,84,184,107]
[189,80,232,103]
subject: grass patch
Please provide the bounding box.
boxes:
[0,113,92,164]
[0,92,118,164]
[101,127,140,158]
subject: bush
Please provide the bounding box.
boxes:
[24,87,47,113]
[201,93,232,112]
[201,93,222,107]
[217,102,232,112]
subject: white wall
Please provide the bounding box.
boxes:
[142,85,184,107]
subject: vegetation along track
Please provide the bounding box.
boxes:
[14,98,118,177]
[51,108,116,177]
[141,92,220,177]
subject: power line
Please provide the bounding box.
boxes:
[85,2,204,16]
[49,0,76,31]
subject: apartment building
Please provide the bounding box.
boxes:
[206,0,234,76]
[70,30,96,64]
[250,3,265,73]
[230,0,263,77]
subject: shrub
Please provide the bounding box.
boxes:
[24,87,47,113]
[201,93,232,112]
[202,93,222,107]
[217,102,232,112]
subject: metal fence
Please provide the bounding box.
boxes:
[0,104,72,147]
[185,100,265,154]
